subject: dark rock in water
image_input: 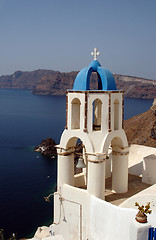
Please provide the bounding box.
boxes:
[34,137,57,157]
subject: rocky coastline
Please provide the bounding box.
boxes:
[124,99,156,147]
[0,69,155,99]
[34,137,57,157]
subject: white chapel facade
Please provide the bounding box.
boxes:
[56,48,129,199]
[52,49,129,240]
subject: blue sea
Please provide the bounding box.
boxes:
[0,89,153,238]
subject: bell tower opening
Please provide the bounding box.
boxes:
[71,98,81,129]
[74,138,83,174]
[89,72,102,90]
[65,137,88,189]
[93,98,102,131]
[90,72,98,90]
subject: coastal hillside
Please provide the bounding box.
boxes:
[0,69,155,99]
[124,101,156,147]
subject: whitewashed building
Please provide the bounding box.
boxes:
[33,49,156,240]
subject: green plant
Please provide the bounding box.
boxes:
[135,202,152,215]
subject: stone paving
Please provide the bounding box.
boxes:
[105,174,151,206]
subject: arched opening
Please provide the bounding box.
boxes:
[90,72,98,90]
[111,136,128,193]
[101,132,128,199]
[89,72,102,90]
[71,98,81,129]
[104,136,126,185]
[74,138,83,175]
[66,137,88,189]
[114,99,119,130]
[92,99,102,131]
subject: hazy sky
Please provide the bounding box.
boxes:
[0,0,156,80]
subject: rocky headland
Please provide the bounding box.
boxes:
[34,137,57,157]
[124,99,156,147]
[0,69,155,99]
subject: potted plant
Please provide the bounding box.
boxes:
[135,202,152,223]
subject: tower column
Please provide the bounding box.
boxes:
[112,148,129,193]
[87,154,106,200]
[57,148,74,192]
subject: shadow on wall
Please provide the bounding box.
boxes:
[128,162,143,176]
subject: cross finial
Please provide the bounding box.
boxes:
[91,48,100,60]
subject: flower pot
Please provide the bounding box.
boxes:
[135,211,147,223]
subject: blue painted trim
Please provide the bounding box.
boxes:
[154,228,156,240]
[148,227,154,240]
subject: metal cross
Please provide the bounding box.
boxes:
[91,48,100,60]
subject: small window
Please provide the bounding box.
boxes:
[71,98,81,129]
[93,99,102,131]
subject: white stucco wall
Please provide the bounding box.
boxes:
[142,154,156,184]
[52,183,154,240]
[128,145,156,176]
[53,184,90,240]
[89,196,135,240]
[89,196,151,240]
[120,183,156,211]
[120,184,156,234]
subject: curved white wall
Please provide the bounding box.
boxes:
[53,184,154,240]
[89,196,152,240]
[128,145,156,176]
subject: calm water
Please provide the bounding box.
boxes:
[0,89,153,238]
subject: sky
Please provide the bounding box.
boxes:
[0,0,156,80]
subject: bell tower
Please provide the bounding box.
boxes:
[57,49,129,200]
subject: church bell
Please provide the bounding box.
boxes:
[76,156,86,169]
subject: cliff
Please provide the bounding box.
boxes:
[0,69,155,99]
[124,101,156,147]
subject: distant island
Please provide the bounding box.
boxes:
[0,69,155,99]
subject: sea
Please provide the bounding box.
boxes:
[0,89,153,239]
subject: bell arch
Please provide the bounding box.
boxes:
[60,130,94,153]
[101,130,128,153]
[66,137,86,184]
[57,131,94,191]
[101,130,129,193]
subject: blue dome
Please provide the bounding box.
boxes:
[73,60,117,91]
